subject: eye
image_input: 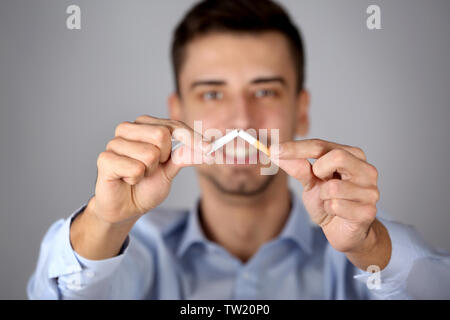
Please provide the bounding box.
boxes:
[254,89,276,98]
[203,91,223,101]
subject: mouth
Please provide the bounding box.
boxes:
[206,129,271,165]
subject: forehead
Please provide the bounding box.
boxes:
[179,31,296,89]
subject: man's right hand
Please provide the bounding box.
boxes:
[70,115,212,260]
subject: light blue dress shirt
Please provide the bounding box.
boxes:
[27,190,450,299]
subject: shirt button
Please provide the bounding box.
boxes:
[85,270,95,278]
[242,272,250,280]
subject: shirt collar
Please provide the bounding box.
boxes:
[176,189,314,258]
[277,189,314,255]
[176,197,210,257]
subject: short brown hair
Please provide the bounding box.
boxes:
[171,0,305,95]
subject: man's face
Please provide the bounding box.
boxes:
[170,31,308,196]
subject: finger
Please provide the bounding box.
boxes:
[106,137,161,176]
[114,122,172,163]
[162,144,214,182]
[323,199,377,225]
[270,139,366,161]
[134,115,212,154]
[97,151,146,186]
[272,157,318,192]
[320,179,380,204]
[312,149,378,187]
[162,146,190,182]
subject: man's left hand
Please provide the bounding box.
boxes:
[269,139,392,271]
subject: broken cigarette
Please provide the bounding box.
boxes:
[206,129,240,156]
[172,129,270,157]
[171,129,240,153]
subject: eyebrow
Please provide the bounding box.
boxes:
[189,76,287,90]
[250,76,287,87]
[190,80,226,89]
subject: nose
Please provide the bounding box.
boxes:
[230,95,252,130]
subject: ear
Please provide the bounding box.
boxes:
[168,92,183,121]
[294,89,310,137]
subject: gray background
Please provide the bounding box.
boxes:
[0,0,449,299]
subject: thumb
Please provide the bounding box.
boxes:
[162,158,182,182]
[162,144,210,182]
[276,158,318,192]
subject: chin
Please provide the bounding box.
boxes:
[198,165,276,197]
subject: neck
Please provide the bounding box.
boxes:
[197,171,292,263]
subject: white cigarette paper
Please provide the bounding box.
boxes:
[237,130,270,156]
[172,129,270,157]
[206,129,240,155]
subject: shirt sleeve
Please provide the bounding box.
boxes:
[27,204,155,299]
[353,216,450,299]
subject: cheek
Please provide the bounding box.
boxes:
[259,108,296,141]
[180,97,223,124]
[181,110,223,136]
[179,105,210,127]
[185,109,233,133]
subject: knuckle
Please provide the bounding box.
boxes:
[97,151,111,167]
[105,140,113,151]
[351,147,366,161]
[364,205,377,220]
[130,161,146,178]
[135,115,153,123]
[115,121,131,136]
[152,128,164,142]
[106,137,120,151]
[367,164,379,180]
[327,179,341,197]
[311,139,326,158]
[326,199,339,214]
[330,149,347,165]
[371,188,380,203]
[311,161,321,177]
[152,126,170,143]
[142,148,159,166]
[331,199,340,213]
[126,177,139,186]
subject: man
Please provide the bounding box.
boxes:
[28,0,449,299]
